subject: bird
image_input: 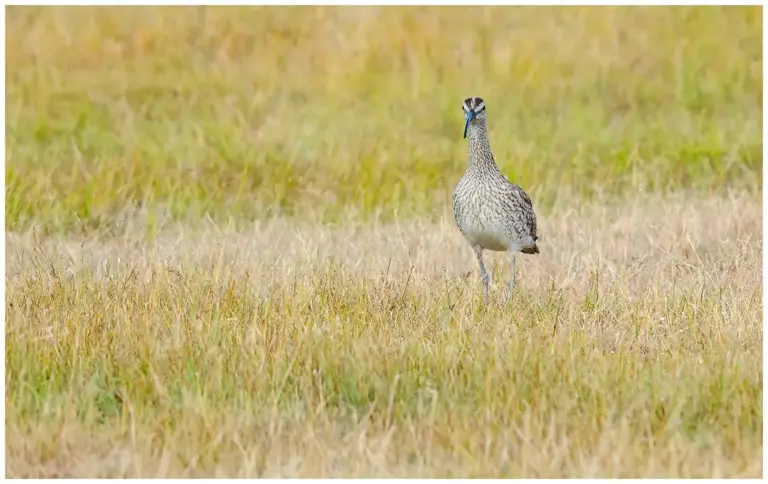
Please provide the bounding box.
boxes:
[452,96,539,303]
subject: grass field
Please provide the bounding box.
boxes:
[5,6,763,478]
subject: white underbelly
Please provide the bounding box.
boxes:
[463,226,509,252]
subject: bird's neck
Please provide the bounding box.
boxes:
[466,121,500,174]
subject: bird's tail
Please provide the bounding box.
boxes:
[521,235,539,255]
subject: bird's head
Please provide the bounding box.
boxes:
[462,97,487,139]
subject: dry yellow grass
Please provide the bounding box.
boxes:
[6,191,762,477]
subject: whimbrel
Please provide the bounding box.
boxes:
[452,97,539,303]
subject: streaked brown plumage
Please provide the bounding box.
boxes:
[452,96,539,302]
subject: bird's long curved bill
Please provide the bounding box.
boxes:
[463,111,475,139]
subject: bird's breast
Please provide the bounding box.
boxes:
[453,198,511,252]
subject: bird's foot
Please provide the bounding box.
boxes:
[505,281,515,304]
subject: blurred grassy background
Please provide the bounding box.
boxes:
[5,6,762,233]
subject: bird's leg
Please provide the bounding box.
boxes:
[506,253,517,303]
[474,246,490,303]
